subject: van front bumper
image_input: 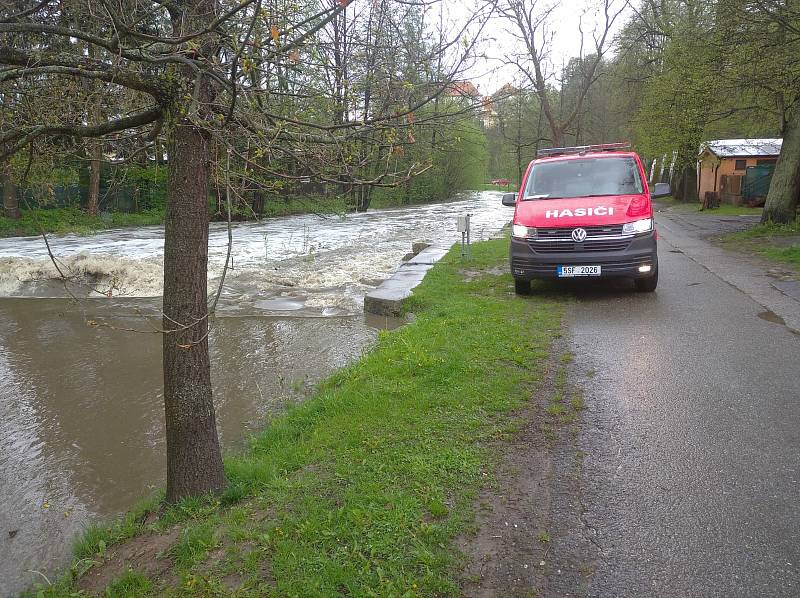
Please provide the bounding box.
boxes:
[510,232,658,279]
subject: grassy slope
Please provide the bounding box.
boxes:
[655,196,764,216]
[33,238,564,597]
[0,197,352,239]
[0,207,165,238]
[721,220,800,269]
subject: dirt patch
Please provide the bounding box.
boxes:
[460,266,508,281]
[78,526,181,595]
[459,334,599,597]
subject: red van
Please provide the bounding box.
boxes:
[502,143,670,294]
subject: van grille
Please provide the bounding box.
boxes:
[536,224,624,239]
[530,225,631,253]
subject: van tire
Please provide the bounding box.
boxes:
[514,278,531,295]
[634,268,658,292]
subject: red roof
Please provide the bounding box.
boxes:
[446,80,480,98]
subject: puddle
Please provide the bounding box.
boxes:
[757,310,786,325]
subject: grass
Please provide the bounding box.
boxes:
[0,207,165,238]
[105,569,153,598]
[758,245,800,268]
[655,196,763,216]
[0,197,351,238]
[256,195,350,219]
[720,219,800,269]
[30,238,564,597]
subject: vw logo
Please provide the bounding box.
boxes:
[571,228,587,242]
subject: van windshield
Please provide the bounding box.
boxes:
[523,157,643,200]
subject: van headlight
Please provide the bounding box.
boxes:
[622,218,653,234]
[512,224,537,239]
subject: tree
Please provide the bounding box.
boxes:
[500,0,625,147]
[1,0,493,502]
[1,159,17,218]
[486,84,545,182]
[714,0,800,223]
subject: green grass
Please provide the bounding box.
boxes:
[0,207,164,238]
[698,204,763,216]
[256,195,350,218]
[655,196,763,216]
[30,238,564,597]
[758,245,800,267]
[721,220,800,270]
[105,569,153,598]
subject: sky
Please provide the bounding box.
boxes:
[447,0,633,95]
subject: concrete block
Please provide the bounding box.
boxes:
[406,245,449,265]
[364,249,447,316]
[412,241,432,254]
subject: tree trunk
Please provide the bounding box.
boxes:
[161,0,226,503]
[162,113,226,502]
[762,108,800,224]
[86,43,102,217]
[88,140,101,216]
[2,162,19,219]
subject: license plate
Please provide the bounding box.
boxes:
[557,265,601,277]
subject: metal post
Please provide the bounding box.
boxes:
[457,213,471,259]
[466,213,471,258]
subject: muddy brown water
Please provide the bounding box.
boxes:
[0,192,509,596]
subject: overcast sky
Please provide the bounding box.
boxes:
[448,0,632,95]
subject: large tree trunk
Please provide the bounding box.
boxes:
[762,108,800,224]
[87,140,101,216]
[2,162,19,219]
[162,114,226,502]
[86,43,101,217]
[161,0,226,503]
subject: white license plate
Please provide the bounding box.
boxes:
[557,265,602,277]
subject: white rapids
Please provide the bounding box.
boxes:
[0,191,511,313]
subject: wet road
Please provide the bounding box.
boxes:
[571,217,800,596]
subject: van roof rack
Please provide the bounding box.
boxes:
[537,142,632,158]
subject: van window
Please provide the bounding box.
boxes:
[523,157,643,200]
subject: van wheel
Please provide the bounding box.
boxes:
[634,268,658,292]
[514,278,531,295]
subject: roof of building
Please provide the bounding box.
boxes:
[492,83,518,99]
[446,80,480,98]
[700,138,782,158]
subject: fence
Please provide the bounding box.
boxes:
[14,183,164,213]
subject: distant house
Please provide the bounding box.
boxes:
[444,80,501,128]
[445,80,480,100]
[697,138,782,205]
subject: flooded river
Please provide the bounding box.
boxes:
[0,191,508,596]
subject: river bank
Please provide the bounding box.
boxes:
[1,192,512,596]
[0,191,484,239]
[0,197,349,239]
[26,238,564,596]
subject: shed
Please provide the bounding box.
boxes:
[697,138,782,206]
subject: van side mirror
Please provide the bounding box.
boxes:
[501,192,517,207]
[651,182,671,199]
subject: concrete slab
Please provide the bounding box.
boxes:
[406,245,450,265]
[364,246,450,316]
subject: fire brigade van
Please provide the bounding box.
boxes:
[501,143,670,294]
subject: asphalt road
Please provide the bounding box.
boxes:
[570,216,800,597]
